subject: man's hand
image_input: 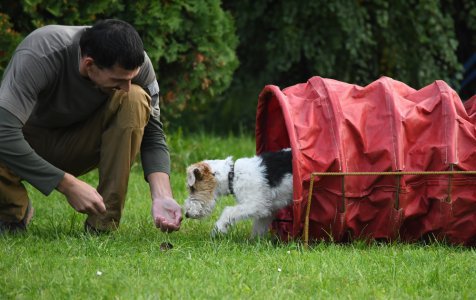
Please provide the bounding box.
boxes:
[57,173,106,215]
[148,172,182,232]
[151,195,182,232]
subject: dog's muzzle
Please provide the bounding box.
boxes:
[183,198,213,219]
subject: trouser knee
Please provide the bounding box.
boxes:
[108,84,151,129]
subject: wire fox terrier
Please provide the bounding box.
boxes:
[183,149,293,237]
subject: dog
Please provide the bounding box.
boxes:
[183,149,293,237]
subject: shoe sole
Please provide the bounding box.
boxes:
[0,201,34,234]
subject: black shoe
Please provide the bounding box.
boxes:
[0,200,34,234]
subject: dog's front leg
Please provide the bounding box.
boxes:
[251,216,274,238]
[212,205,253,236]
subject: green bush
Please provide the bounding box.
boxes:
[0,13,21,75]
[115,1,238,126]
[0,0,238,129]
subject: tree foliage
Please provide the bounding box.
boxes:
[1,1,474,133]
[212,0,474,132]
[0,0,238,129]
[0,13,21,75]
[119,1,239,124]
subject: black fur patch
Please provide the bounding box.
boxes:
[259,149,292,187]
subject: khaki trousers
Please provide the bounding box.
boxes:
[0,85,151,230]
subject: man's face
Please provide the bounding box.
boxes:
[87,62,140,93]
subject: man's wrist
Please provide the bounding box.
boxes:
[148,172,173,200]
[56,172,74,194]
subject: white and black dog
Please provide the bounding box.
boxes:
[183,149,293,237]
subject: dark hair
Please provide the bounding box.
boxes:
[79,19,144,70]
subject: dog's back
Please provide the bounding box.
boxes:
[259,148,292,187]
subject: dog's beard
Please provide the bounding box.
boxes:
[184,198,215,219]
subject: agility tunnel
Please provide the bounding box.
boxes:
[256,76,476,246]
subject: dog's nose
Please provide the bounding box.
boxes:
[185,212,190,218]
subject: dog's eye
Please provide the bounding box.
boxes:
[189,186,195,193]
[212,172,216,176]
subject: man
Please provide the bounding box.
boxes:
[0,19,182,233]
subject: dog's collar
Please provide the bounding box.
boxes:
[228,160,235,195]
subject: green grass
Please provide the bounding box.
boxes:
[1,132,476,299]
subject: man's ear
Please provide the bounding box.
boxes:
[79,56,95,77]
[83,56,94,67]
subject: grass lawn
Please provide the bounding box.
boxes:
[1,132,475,299]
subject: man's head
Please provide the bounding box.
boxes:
[79,19,144,92]
[80,19,144,70]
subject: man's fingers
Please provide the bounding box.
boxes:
[94,192,106,214]
[167,211,181,229]
[174,211,183,224]
[95,203,106,215]
[85,204,100,216]
[81,198,105,216]
[162,221,179,231]
[155,216,180,232]
[83,199,105,216]
[95,200,106,215]
[154,216,165,228]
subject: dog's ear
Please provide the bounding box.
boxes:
[187,167,203,186]
[193,168,203,180]
[187,169,196,186]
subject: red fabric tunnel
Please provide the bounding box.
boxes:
[256,76,476,246]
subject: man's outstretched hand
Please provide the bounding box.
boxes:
[148,172,182,233]
[151,196,182,232]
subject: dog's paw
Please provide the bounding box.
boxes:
[211,224,227,238]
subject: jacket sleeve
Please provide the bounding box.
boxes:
[133,53,171,178]
[0,107,64,195]
[140,105,171,177]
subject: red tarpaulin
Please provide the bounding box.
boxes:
[256,76,476,246]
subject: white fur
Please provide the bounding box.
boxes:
[183,154,293,237]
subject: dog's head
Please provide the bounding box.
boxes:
[183,161,218,219]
